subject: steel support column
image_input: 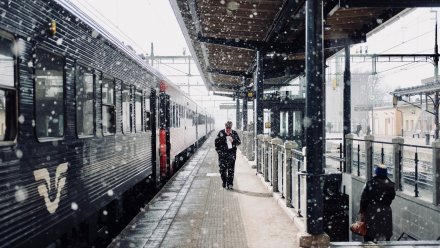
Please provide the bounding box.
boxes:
[343,45,351,136]
[288,110,294,140]
[255,51,264,135]
[343,45,351,173]
[236,95,241,130]
[272,108,281,137]
[243,95,248,131]
[255,51,265,166]
[305,0,325,235]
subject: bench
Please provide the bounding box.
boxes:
[412,130,421,138]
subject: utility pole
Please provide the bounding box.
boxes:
[434,11,439,140]
[150,42,154,67]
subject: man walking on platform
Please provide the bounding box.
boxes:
[215,121,241,189]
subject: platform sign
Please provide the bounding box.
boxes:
[354,105,373,111]
[219,103,254,109]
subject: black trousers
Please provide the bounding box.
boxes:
[218,150,236,186]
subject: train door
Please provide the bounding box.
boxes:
[158,91,171,181]
[165,95,171,177]
[148,88,159,187]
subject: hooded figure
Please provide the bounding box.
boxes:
[359,164,396,241]
[214,121,241,189]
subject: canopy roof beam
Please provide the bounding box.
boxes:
[339,0,440,8]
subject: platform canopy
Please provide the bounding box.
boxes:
[169,0,440,93]
[391,81,440,97]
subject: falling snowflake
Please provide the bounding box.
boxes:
[107,190,114,196]
[71,202,78,210]
[15,187,28,202]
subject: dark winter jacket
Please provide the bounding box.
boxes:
[359,176,396,240]
[214,129,241,154]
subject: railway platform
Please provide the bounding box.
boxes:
[108,134,299,248]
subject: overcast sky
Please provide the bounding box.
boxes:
[69,0,189,56]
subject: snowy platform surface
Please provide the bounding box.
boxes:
[108,135,299,248]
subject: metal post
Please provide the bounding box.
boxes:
[365,135,374,180]
[345,134,354,174]
[343,45,351,137]
[288,110,294,139]
[414,151,419,197]
[432,140,440,205]
[150,42,154,66]
[305,0,325,235]
[257,134,264,173]
[243,93,248,131]
[263,135,271,181]
[392,137,404,191]
[271,137,283,192]
[343,45,352,175]
[236,94,241,130]
[272,108,281,137]
[284,140,298,207]
[434,15,439,140]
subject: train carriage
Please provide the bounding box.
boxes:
[0,0,213,247]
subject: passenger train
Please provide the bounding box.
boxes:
[0,0,213,247]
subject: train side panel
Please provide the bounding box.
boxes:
[0,1,157,247]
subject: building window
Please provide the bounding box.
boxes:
[75,64,94,137]
[0,33,16,142]
[102,77,115,135]
[135,90,142,132]
[122,83,131,133]
[35,49,64,140]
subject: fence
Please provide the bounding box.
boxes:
[345,134,440,205]
[245,133,440,243]
[250,134,440,217]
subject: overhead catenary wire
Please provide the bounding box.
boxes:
[69,0,147,54]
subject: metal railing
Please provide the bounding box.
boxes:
[397,232,418,241]
[291,148,305,217]
[346,136,437,204]
[250,134,440,243]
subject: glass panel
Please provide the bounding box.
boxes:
[102,105,115,134]
[102,78,114,105]
[144,94,150,131]
[75,65,94,136]
[35,49,64,139]
[135,90,142,132]
[0,35,16,142]
[0,36,14,87]
[102,77,115,135]
[122,84,130,133]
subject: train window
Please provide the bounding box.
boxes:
[135,90,142,132]
[75,64,94,137]
[176,104,180,128]
[179,105,182,127]
[0,34,16,143]
[35,48,64,140]
[144,92,150,131]
[172,103,176,128]
[122,83,131,133]
[102,77,115,135]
